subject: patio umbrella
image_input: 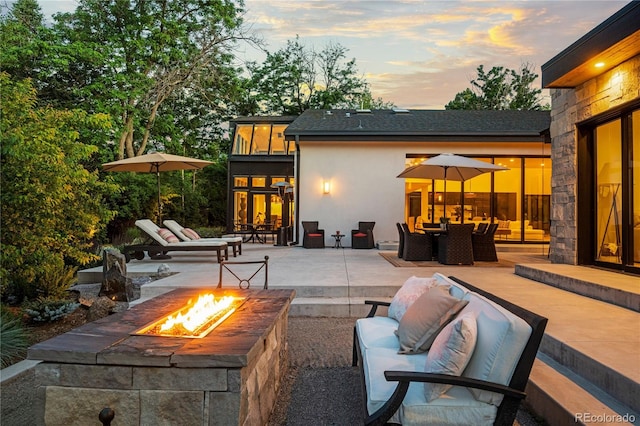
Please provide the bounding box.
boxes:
[103,152,213,221]
[397,153,508,219]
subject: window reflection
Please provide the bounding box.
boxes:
[595,120,622,264]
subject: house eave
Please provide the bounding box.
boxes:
[542,1,640,88]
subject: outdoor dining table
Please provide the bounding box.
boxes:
[240,223,270,243]
[419,228,444,260]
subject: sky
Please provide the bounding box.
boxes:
[32,0,630,109]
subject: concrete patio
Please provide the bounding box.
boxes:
[78,242,639,424]
[4,242,637,425]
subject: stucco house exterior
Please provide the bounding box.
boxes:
[542,0,640,274]
[227,109,551,247]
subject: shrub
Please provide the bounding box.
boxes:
[196,226,226,238]
[37,263,78,299]
[22,297,80,323]
[0,307,29,368]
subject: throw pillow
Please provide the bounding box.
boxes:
[397,285,468,354]
[388,276,436,322]
[182,228,201,240]
[424,312,477,401]
[158,228,179,243]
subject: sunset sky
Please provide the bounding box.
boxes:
[33,0,629,109]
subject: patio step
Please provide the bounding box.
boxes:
[527,354,637,425]
[534,334,639,419]
[515,264,640,312]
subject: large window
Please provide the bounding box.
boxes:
[231,124,293,156]
[586,107,639,271]
[402,155,550,242]
[595,120,622,264]
[231,176,295,231]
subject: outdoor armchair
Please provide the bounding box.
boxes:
[351,221,375,249]
[302,221,325,248]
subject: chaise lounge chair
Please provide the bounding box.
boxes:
[122,219,228,263]
[163,219,243,257]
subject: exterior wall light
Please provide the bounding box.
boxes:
[323,181,331,194]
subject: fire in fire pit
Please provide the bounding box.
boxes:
[133,294,246,338]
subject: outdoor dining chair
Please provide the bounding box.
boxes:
[472,223,499,261]
[396,223,405,258]
[475,222,488,234]
[438,223,475,265]
[401,223,433,261]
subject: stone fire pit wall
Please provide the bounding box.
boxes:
[28,288,295,426]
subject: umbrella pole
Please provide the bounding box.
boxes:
[156,169,162,222]
[443,167,448,220]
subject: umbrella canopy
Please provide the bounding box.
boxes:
[102,152,213,173]
[397,153,509,219]
[103,152,213,221]
[397,153,508,181]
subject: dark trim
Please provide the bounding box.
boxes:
[286,135,549,143]
[541,1,640,87]
[621,109,633,270]
[577,126,594,266]
[230,116,298,124]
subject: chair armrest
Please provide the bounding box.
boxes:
[365,371,526,425]
[364,300,391,317]
[383,371,526,400]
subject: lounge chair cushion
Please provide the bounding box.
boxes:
[388,276,436,322]
[158,228,179,243]
[424,312,477,401]
[182,228,201,240]
[353,232,367,237]
[397,285,468,354]
[308,233,323,237]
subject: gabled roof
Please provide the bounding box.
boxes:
[284,109,550,142]
[542,1,640,88]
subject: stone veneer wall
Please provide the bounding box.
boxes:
[34,305,290,426]
[549,55,640,265]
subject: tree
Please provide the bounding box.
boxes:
[445,63,547,110]
[0,74,118,300]
[246,36,376,115]
[48,0,254,160]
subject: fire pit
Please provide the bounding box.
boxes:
[133,294,246,338]
[28,288,295,425]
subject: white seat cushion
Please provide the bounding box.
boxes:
[356,317,400,351]
[363,347,496,426]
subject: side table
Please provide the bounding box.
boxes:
[331,233,344,249]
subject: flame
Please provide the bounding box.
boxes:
[159,294,234,334]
